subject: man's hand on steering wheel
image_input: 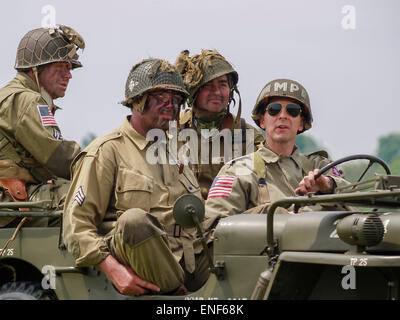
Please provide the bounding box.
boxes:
[295,169,335,195]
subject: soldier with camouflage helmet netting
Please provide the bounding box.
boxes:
[0,25,85,228]
[175,49,264,199]
[63,58,215,296]
[205,78,351,219]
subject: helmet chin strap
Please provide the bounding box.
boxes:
[33,66,54,109]
[233,87,242,127]
[40,87,54,110]
[32,67,41,91]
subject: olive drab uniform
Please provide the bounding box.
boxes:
[0,25,84,227]
[180,109,264,199]
[205,145,350,219]
[63,58,214,294]
[63,118,213,293]
[175,50,265,199]
[0,73,80,227]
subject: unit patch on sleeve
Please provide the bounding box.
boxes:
[52,128,64,140]
[332,166,342,177]
[37,105,58,127]
[207,175,235,199]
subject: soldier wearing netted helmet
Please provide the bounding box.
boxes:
[205,78,351,219]
[175,50,264,199]
[0,25,85,227]
[63,58,215,296]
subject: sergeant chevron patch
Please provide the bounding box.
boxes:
[73,186,86,206]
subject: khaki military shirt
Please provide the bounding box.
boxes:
[0,72,80,181]
[180,109,264,199]
[205,145,349,219]
[63,117,206,270]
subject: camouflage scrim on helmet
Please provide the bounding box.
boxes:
[15,24,85,71]
[174,50,239,106]
[121,58,189,111]
[251,79,313,133]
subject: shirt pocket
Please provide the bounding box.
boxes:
[115,168,153,212]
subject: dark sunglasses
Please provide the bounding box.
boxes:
[266,103,302,117]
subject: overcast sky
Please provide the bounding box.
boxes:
[0,0,399,159]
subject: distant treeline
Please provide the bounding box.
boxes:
[296,132,400,182]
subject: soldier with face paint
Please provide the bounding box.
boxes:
[0,25,85,227]
[205,79,351,218]
[63,58,214,297]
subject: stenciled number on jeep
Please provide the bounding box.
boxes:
[350,257,368,266]
[0,248,14,256]
[329,219,340,238]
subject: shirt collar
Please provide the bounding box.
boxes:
[258,144,302,167]
[15,72,58,110]
[15,72,40,93]
[120,116,151,151]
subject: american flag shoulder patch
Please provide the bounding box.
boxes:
[207,175,235,199]
[73,186,86,206]
[332,166,341,177]
[37,105,58,127]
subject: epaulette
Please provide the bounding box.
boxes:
[306,149,330,160]
[300,149,331,175]
[0,87,40,107]
[226,153,253,168]
[85,131,123,157]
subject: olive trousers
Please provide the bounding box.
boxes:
[109,208,211,294]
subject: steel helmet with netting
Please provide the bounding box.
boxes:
[174,49,239,107]
[15,24,85,71]
[121,58,189,111]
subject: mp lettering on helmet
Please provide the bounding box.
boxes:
[251,78,313,133]
[290,83,299,92]
[274,82,287,92]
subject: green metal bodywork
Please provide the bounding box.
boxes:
[1,174,400,300]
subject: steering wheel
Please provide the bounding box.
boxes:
[265,154,392,256]
[315,154,391,183]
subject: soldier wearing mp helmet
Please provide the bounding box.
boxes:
[205,78,350,218]
[0,25,85,227]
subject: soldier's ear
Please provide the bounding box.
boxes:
[259,114,266,130]
[298,117,304,132]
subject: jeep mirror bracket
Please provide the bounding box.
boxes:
[173,194,224,279]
